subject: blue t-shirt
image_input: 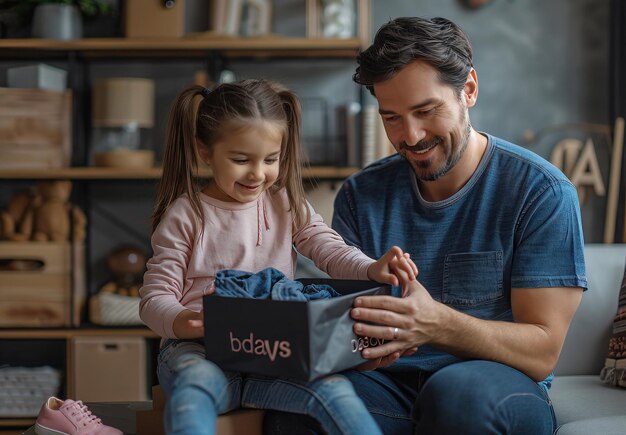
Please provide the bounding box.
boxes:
[332,134,587,376]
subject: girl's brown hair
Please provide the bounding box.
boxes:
[152,80,309,233]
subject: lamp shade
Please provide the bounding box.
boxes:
[92,78,155,128]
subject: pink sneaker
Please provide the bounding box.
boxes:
[35,397,122,435]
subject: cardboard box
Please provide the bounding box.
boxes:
[7,64,67,91]
[204,279,390,382]
[125,0,185,38]
[0,88,72,169]
[71,336,147,402]
[0,242,74,327]
[124,0,210,38]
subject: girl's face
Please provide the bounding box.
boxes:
[201,121,283,203]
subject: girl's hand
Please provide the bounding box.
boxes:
[205,282,216,296]
[173,309,205,339]
[367,246,418,288]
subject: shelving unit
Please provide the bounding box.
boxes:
[0,36,364,170]
[0,15,368,426]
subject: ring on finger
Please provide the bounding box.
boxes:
[393,327,399,340]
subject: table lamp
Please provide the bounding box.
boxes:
[91,78,155,168]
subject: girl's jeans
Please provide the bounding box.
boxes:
[157,340,382,435]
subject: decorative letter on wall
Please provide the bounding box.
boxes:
[551,137,606,202]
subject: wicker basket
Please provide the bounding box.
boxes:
[89,292,143,326]
[0,366,61,417]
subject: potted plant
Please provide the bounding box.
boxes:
[2,0,111,40]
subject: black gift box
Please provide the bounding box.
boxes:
[203,279,390,382]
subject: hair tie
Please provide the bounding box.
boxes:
[200,87,211,98]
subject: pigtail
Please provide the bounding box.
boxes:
[276,89,310,229]
[152,85,205,233]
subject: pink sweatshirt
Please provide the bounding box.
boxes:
[139,189,375,338]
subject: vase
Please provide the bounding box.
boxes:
[32,4,83,40]
[321,0,355,38]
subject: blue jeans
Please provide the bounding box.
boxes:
[265,360,556,435]
[157,340,382,435]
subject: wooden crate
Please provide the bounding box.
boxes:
[0,88,72,169]
[136,386,265,435]
[0,241,84,327]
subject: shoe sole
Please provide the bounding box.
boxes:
[34,422,69,435]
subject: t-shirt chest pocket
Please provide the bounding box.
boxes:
[442,251,503,307]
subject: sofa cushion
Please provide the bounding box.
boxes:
[550,375,626,426]
[554,415,626,435]
[555,244,626,376]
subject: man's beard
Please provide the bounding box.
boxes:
[401,113,472,182]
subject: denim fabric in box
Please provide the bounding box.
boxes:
[203,279,390,382]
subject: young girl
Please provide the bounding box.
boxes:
[139,80,416,435]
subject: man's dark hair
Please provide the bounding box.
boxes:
[354,17,474,96]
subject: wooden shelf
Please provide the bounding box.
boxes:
[0,166,358,180]
[0,36,362,59]
[0,327,158,339]
[0,418,34,428]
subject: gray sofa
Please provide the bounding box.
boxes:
[550,243,626,434]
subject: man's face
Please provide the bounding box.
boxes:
[374,61,473,182]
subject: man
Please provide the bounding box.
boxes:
[328,16,586,434]
[265,16,585,435]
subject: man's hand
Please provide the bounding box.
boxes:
[352,267,423,370]
[354,346,419,371]
[354,263,583,381]
[353,267,439,359]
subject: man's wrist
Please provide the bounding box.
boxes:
[428,301,456,346]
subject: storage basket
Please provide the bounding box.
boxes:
[0,366,61,417]
[89,292,143,326]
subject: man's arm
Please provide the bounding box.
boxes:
[351,275,582,381]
